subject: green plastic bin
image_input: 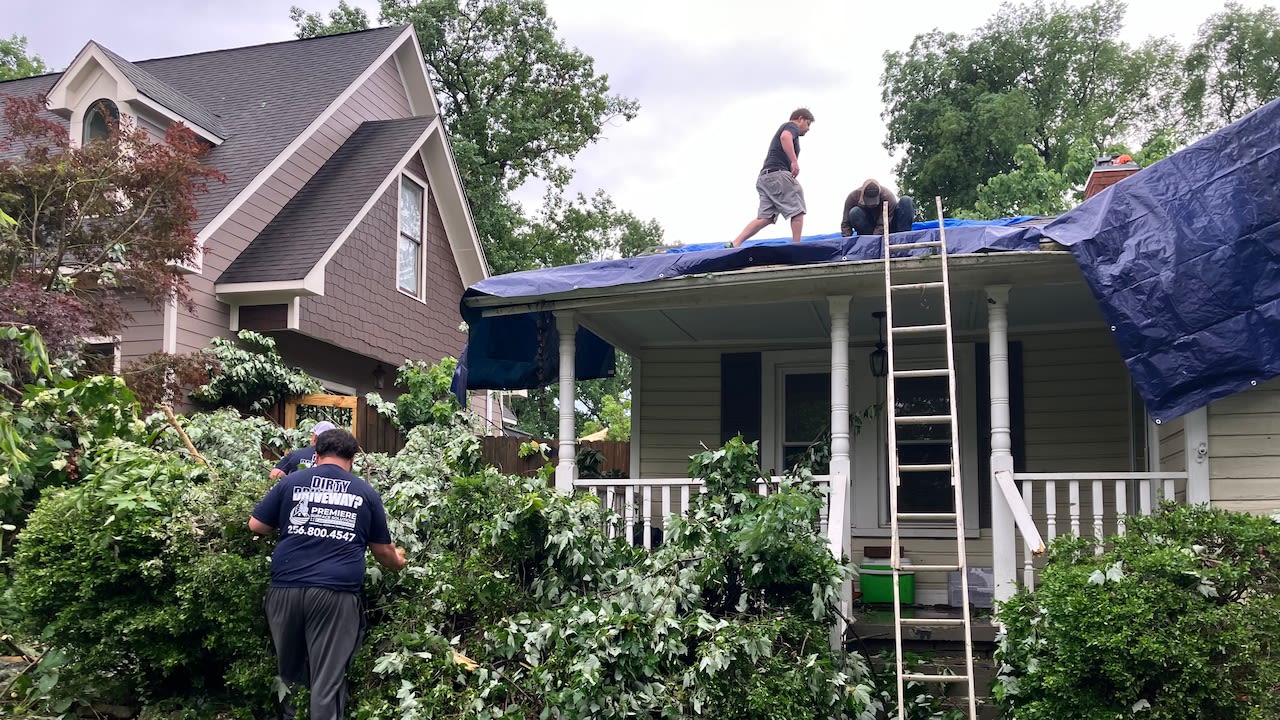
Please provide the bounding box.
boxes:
[859,563,915,605]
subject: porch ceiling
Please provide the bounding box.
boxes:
[468,251,1107,355]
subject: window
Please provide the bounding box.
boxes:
[893,376,954,514]
[83,98,120,144]
[782,371,831,473]
[397,176,425,296]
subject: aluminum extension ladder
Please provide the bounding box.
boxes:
[880,197,978,719]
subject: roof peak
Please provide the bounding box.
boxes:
[128,24,407,67]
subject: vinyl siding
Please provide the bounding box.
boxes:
[119,295,163,360]
[635,348,722,478]
[179,57,414,356]
[1207,377,1280,514]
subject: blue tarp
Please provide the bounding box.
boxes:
[1044,96,1280,423]
[454,222,1047,399]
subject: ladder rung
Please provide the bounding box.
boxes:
[892,323,948,335]
[888,240,943,252]
[897,464,952,473]
[892,368,950,378]
[903,673,970,684]
[889,281,945,291]
[897,512,958,521]
[900,564,963,572]
[894,414,952,425]
[900,617,966,627]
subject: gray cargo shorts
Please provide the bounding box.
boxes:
[755,170,806,221]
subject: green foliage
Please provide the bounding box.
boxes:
[0,34,48,81]
[9,416,281,716]
[881,0,1184,215]
[1183,2,1280,135]
[191,330,322,414]
[512,352,630,440]
[392,356,463,431]
[994,504,1280,720]
[348,433,875,718]
[966,144,1071,219]
[292,0,662,274]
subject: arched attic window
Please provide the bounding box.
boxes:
[82,98,120,144]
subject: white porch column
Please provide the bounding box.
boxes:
[555,311,578,494]
[827,295,852,649]
[1184,407,1210,504]
[986,286,1017,602]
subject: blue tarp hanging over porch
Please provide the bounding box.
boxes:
[453,222,1047,400]
[1044,97,1280,423]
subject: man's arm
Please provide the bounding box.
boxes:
[780,129,799,176]
[248,516,275,535]
[370,542,407,572]
[841,191,858,236]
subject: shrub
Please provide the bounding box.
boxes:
[994,504,1280,720]
[191,330,321,414]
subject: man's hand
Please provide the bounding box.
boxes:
[790,161,800,177]
[269,468,284,479]
[371,542,407,572]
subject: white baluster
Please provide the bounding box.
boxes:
[1045,479,1057,541]
[642,485,654,549]
[1092,479,1104,554]
[1021,480,1035,588]
[1163,479,1175,504]
[1114,480,1128,536]
[605,485,616,539]
[662,486,673,547]
[1069,481,1081,538]
[624,487,635,546]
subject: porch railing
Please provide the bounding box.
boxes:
[574,475,832,549]
[1012,471,1188,589]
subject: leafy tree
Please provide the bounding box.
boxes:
[881,0,1183,215]
[289,0,371,37]
[0,34,47,81]
[391,356,463,431]
[510,352,631,439]
[966,144,1072,218]
[191,330,322,414]
[0,95,223,373]
[1183,1,1280,135]
[292,0,662,274]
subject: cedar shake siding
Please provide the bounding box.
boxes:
[177,56,415,359]
[299,178,466,366]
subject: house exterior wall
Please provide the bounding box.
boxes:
[299,167,466,367]
[632,326,1138,603]
[1206,377,1280,515]
[172,57,414,362]
[119,295,164,361]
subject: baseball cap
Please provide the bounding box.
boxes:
[310,420,338,436]
[861,182,882,208]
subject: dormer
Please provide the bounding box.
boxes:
[45,41,226,147]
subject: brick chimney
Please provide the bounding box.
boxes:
[1083,153,1142,199]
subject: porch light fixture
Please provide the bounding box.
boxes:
[869,311,888,378]
[372,364,387,390]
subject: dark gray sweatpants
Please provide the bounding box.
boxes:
[265,587,364,720]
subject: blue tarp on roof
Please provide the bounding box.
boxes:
[1044,96,1280,423]
[454,223,1047,398]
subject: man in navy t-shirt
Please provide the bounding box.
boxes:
[249,428,405,720]
[270,420,338,479]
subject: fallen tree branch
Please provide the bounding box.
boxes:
[160,404,211,470]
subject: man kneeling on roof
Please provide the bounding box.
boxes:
[841,179,915,237]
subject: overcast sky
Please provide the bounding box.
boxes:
[7,0,1271,246]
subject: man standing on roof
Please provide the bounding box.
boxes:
[841,179,915,237]
[270,420,338,479]
[250,427,406,720]
[732,108,814,247]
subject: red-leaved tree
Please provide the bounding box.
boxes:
[0,94,223,382]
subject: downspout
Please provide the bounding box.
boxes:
[555,311,578,494]
[986,286,1017,602]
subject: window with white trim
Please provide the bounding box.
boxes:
[397,175,425,297]
[83,98,120,144]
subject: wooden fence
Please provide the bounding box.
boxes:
[481,436,630,478]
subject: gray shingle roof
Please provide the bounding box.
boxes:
[1,26,408,232]
[218,115,433,285]
[0,74,63,161]
[94,44,229,138]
